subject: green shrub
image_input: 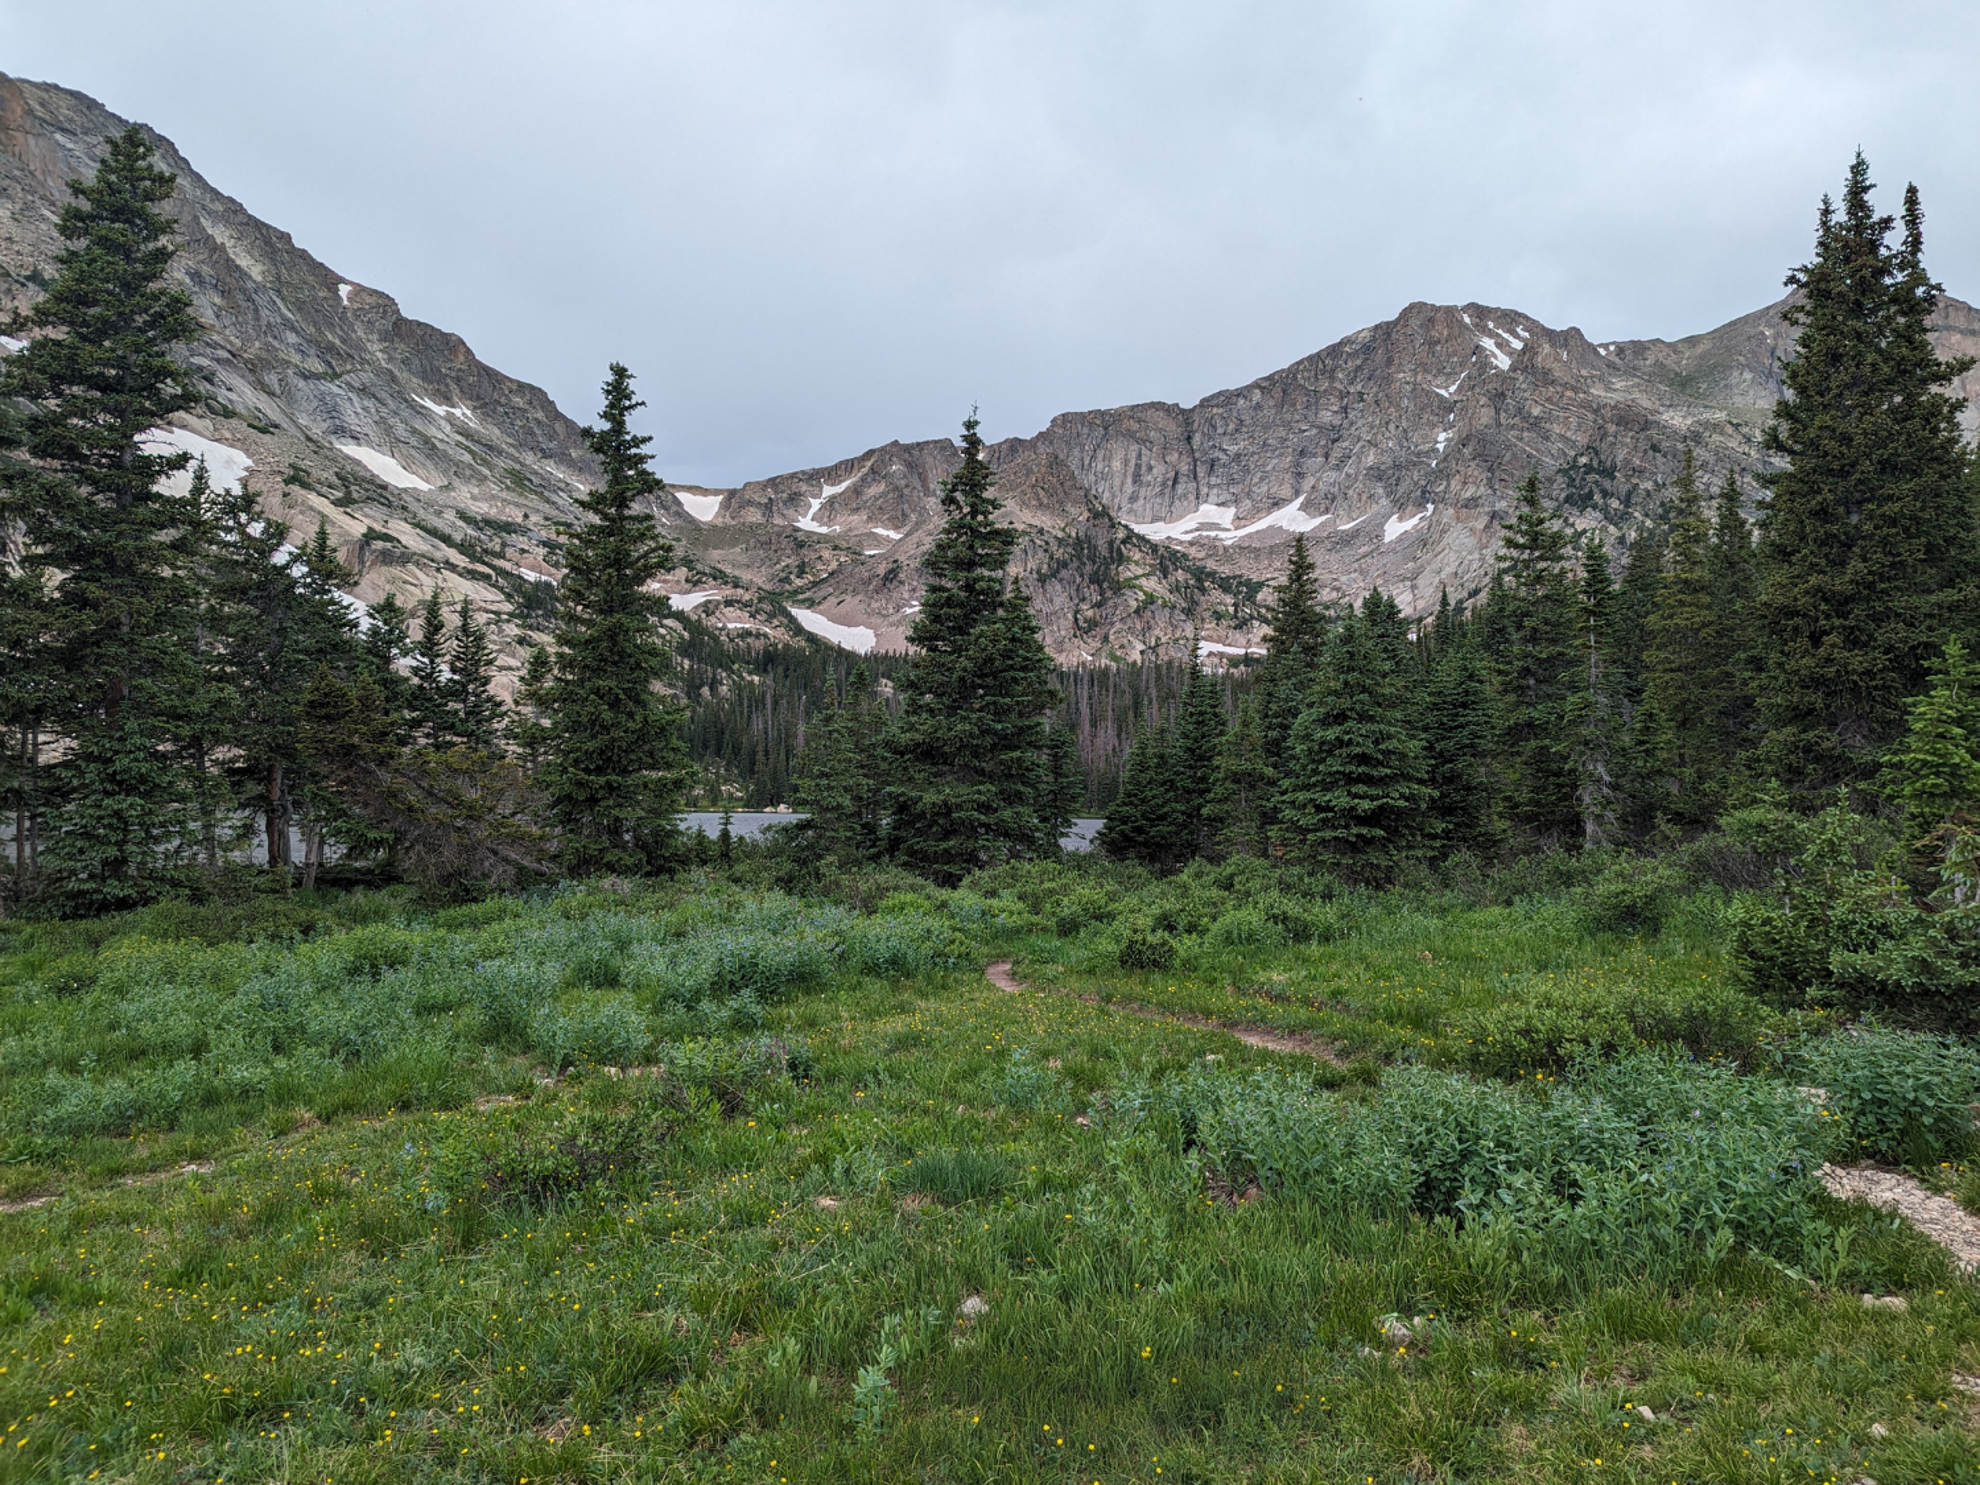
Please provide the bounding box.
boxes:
[901,1149,1010,1204]
[1116,920,1179,971]
[1801,1027,1980,1167]
[644,927,834,1006]
[841,915,968,978]
[560,941,624,992]
[531,997,652,1071]
[1449,978,1779,1076]
[1206,908,1290,953]
[451,1098,674,1207]
[1116,1053,1834,1287]
[1579,857,1685,936]
[1053,885,1122,937]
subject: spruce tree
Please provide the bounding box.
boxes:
[793,662,887,864]
[541,364,690,873]
[359,592,414,738]
[408,590,452,748]
[506,644,556,772]
[1043,723,1085,844]
[885,415,1058,882]
[1645,452,1722,825]
[206,496,357,873]
[1171,654,1227,858]
[1206,696,1272,858]
[1422,620,1495,851]
[1611,526,1665,703]
[1097,721,1187,871]
[1278,615,1432,880]
[1255,535,1328,782]
[447,599,502,752]
[1569,541,1623,841]
[0,126,205,909]
[1489,473,1582,847]
[1707,471,1760,769]
[1757,156,1979,792]
[1886,638,1980,866]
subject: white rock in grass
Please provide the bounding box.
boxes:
[958,1294,989,1323]
[1636,1405,1656,1422]
[1862,1293,1908,1311]
[1870,1422,1891,1439]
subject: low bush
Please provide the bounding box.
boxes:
[840,914,969,978]
[1206,907,1290,953]
[1578,857,1686,936]
[642,927,835,1006]
[1799,1026,1980,1167]
[1117,1052,1835,1287]
[1115,920,1179,972]
[1449,977,1779,1076]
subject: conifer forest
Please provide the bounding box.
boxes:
[7,126,1980,1485]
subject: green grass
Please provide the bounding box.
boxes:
[0,871,1977,1482]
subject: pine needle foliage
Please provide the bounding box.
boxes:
[1278,614,1432,880]
[540,364,690,874]
[1486,473,1581,848]
[884,415,1057,883]
[0,126,206,910]
[1757,155,1980,793]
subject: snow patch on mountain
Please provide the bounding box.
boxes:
[790,608,875,654]
[142,426,253,497]
[336,444,432,491]
[1128,503,1237,540]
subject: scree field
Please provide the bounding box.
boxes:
[2,859,1977,1484]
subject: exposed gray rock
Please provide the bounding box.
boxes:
[7,70,1979,669]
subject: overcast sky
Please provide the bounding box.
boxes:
[4,1,1976,486]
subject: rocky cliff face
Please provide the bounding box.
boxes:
[5,71,1977,670]
[0,72,604,683]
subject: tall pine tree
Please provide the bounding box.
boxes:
[1254,534,1329,850]
[1645,451,1723,826]
[1205,695,1271,858]
[1487,473,1582,847]
[447,599,502,752]
[0,126,207,909]
[885,415,1058,882]
[1171,653,1227,858]
[792,662,887,864]
[1422,609,1495,851]
[1096,721,1190,872]
[541,364,690,874]
[1756,156,1979,792]
[1278,614,1432,880]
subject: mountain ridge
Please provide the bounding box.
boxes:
[5,71,1979,668]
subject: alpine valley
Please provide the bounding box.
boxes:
[5,71,1979,672]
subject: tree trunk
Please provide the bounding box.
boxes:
[265,760,284,872]
[301,823,322,892]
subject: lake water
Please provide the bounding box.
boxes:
[678,813,1105,853]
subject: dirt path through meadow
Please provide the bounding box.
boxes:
[983,960,1342,1062]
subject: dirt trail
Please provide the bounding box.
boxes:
[983,960,1342,1062]
[1823,1165,1980,1272]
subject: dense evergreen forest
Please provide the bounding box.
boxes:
[682,641,1249,812]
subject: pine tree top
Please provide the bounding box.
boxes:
[1,125,198,508]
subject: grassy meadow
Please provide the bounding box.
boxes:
[3,858,1980,1483]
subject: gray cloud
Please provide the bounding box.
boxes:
[4,0,1977,485]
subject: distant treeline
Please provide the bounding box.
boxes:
[679,639,1255,811]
